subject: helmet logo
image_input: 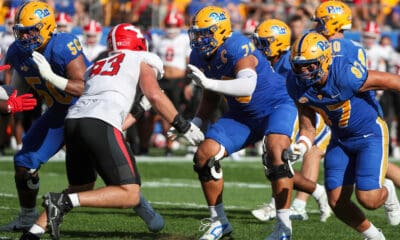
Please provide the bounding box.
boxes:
[34,8,50,19]
[316,41,329,51]
[326,6,343,14]
[209,12,226,21]
[271,25,286,34]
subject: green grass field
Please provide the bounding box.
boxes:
[1,157,400,240]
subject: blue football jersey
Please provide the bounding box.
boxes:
[273,51,292,79]
[190,32,291,118]
[7,32,90,111]
[287,54,383,139]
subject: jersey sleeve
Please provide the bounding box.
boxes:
[337,57,368,95]
[225,36,255,67]
[52,34,85,67]
[140,52,164,80]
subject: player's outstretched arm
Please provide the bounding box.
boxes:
[359,70,400,92]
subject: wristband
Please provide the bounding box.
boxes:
[130,104,145,120]
[49,74,68,91]
[171,114,190,133]
[298,135,312,152]
[191,117,203,128]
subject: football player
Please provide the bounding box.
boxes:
[0,0,90,232]
[151,10,192,156]
[251,19,332,223]
[20,23,203,240]
[313,0,400,226]
[168,5,297,239]
[287,31,400,240]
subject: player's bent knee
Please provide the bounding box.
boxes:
[262,152,294,181]
[356,190,382,210]
[193,145,225,181]
[15,169,40,191]
[265,164,293,181]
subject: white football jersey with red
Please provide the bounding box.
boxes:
[152,33,190,70]
[66,50,163,130]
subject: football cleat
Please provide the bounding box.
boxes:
[133,194,165,233]
[42,192,72,240]
[383,179,400,226]
[316,188,332,222]
[289,206,308,221]
[251,202,276,221]
[198,217,233,240]
[19,232,40,240]
[0,210,38,232]
[364,229,385,240]
[264,221,292,240]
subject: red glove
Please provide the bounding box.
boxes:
[6,90,37,113]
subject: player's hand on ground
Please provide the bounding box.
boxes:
[6,90,37,113]
[187,64,215,90]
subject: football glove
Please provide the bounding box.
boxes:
[32,51,68,90]
[187,64,216,90]
[286,142,308,162]
[167,115,204,145]
[6,90,37,113]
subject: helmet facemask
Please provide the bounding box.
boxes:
[13,23,45,51]
[189,25,219,58]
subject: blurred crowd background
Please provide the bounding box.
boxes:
[1,0,400,159]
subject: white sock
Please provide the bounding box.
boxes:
[276,209,292,228]
[29,224,45,237]
[68,193,80,207]
[362,223,381,239]
[291,198,306,210]
[312,184,324,200]
[209,203,225,219]
[269,197,275,206]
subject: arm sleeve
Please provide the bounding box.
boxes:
[206,68,257,96]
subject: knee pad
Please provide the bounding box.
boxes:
[264,150,294,181]
[193,145,225,181]
[15,169,40,190]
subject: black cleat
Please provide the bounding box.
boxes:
[20,232,40,240]
[42,192,72,240]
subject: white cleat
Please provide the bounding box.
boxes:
[383,179,400,226]
[289,206,308,221]
[0,210,38,232]
[264,221,292,240]
[198,218,233,240]
[316,188,332,222]
[364,229,386,240]
[251,202,276,221]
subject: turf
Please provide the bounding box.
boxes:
[0,157,399,240]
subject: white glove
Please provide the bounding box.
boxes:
[286,142,308,162]
[139,95,152,111]
[167,117,203,143]
[182,122,204,145]
[187,64,216,90]
[32,51,68,90]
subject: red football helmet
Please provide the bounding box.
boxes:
[107,23,147,52]
[362,21,381,39]
[83,20,102,45]
[5,7,17,33]
[164,10,183,28]
[242,19,259,36]
[55,12,73,32]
